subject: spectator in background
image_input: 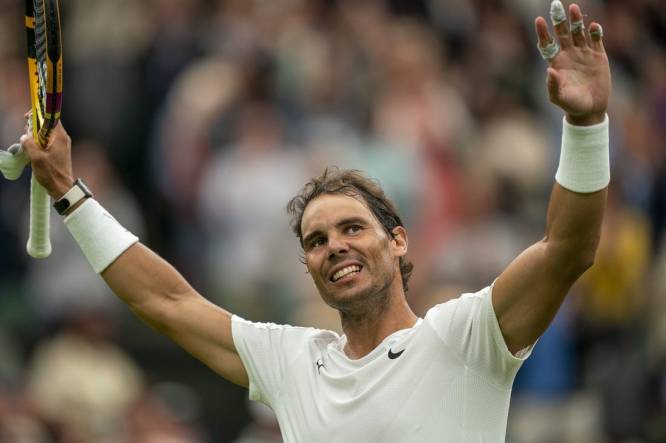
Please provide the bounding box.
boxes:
[197,101,310,318]
[0,387,49,443]
[232,401,282,443]
[0,0,665,441]
[27,307,144,442]
[124,386,203,443]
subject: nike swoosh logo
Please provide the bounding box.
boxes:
[388,348,405,359]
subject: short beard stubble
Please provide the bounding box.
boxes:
[323,262,396,328]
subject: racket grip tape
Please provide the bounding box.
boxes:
[27,173,52,258]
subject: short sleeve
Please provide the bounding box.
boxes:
[424,285,534,386]
[231,315,314,407]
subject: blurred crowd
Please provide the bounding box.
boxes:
[0,0,665,441]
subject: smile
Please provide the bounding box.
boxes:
[331,265,362,282]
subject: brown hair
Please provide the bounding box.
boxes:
[287,168,414,292]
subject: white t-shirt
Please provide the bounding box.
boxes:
[231,285,532,443]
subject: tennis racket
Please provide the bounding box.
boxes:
[25,0,63,258]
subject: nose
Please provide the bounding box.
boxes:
[327,233,349,259]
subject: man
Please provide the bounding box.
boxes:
[18,1,610,441]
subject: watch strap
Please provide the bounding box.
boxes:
[54,179,93,215]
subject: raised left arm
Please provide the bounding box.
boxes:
[493,1,611,353]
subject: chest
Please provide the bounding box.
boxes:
[274,327,482,442]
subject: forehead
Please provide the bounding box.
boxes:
[301,194,377,234]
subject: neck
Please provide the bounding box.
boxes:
[340,291,417,360]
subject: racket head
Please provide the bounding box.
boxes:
[25,0,63,147]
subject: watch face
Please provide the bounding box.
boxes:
[54,198,71,215]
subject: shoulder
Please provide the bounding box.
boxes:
[422,285,498,348]
[424,285,492,322]
[232,315,339,347]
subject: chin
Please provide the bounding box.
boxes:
[322,281,390,312]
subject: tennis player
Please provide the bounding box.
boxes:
[20,2,610,441]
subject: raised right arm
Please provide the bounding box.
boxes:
[21,123,249,388]
[103,243,248,387]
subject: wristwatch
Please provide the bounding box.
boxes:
[53,178,93,215]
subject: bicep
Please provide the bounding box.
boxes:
[493,240,580,353]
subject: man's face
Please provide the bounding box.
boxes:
[300,193,407,311]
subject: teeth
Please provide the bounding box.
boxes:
[332,265,361,282]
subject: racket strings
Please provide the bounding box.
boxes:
[31,0,62,138]
[33,1,47,62]
[32,0,48,127]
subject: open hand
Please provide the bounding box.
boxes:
[536,1,611,125]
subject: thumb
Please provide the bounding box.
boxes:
[546,67,562,102]
[20,133,42,161]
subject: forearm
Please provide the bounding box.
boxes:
[66,203,246,384]
[64,198,195,332]
[543,114,610,274]
[543,183,606,275]
[102,242,194,330]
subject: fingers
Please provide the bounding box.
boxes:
[537,1,606,62]
[24,110,32,130]
[535,17,553,48]
[568,4,587,48]
[550,0,571,49]
[44,121,66,150]
[19,121,73,196]
[589,22,604,52]
[21,121,70,155]
[25,111,34,135]
[535,16,560,62]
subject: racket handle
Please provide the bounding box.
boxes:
[27,173,52,258]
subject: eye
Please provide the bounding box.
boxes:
[346,224,363,234]
[307,236,326,250]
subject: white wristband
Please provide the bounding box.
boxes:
[64,198,139,274]
[555,114,610,193]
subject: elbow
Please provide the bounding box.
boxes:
[577,233,602,272]
[575,250,596,275]
[153,288,193,333]
[130,285,194,334]
[557,251,596,283]
[546,236,600,279]
[580,246,597,274]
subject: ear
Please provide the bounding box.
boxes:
[390,226,408,258]
[303,255,312,274]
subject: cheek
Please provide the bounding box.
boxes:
[364,242,391,273]
[305,255,323,281]
[304,259,314,277]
